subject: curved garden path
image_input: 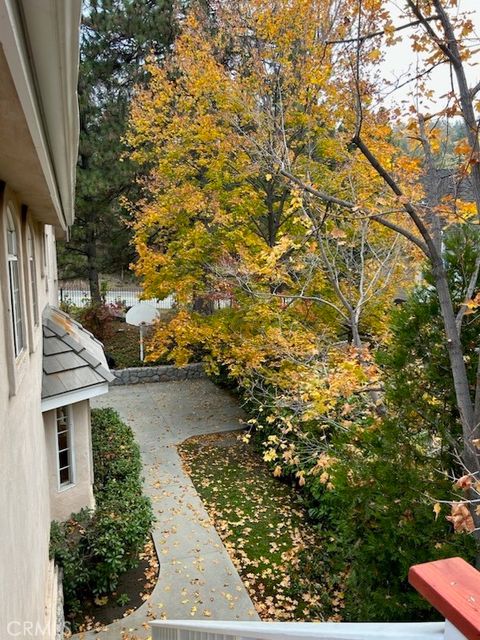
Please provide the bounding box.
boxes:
[77,379,259,640]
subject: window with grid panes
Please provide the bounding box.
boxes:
[6,208,25,356]
[56,406,74,487]
[27,225,39,325]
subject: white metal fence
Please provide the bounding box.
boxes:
[58,285,174,309]
[58,282,232,310]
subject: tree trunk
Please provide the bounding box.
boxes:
[192,295,214,315]
[350,314,362,349]
[431,258,480,542]
[350,312,386,415]
[86,226,101,304]
[433,261,476,439]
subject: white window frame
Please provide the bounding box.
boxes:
[55,406,76,491]
[41,225,51,293]
[6,207,25,357]
[26,224,39,326]
[41,225,47,277]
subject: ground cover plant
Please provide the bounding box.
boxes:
[104,322,145,368]
[105,322,161,368]
[50,408,155,630]
[179,431,343,621]
[103,310,180,369]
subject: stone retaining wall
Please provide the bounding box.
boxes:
[111,362,205,386]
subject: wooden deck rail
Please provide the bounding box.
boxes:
[409,557,480,640]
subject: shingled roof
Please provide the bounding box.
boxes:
[41,306,114,411]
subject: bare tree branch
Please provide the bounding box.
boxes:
[324,15,440,45]
[279,168,430,255]
[351,134,437,258]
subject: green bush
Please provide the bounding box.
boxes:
[50,408,154,622]
[315,418,477,621]
[91,407,143,492]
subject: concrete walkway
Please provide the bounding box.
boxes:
[77,379,259,639]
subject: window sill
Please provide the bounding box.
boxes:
[9,347,28,397]
[58,481,76,493]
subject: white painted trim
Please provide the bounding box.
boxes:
[151,621,446,640]
[54,405,76,491]
[23,219,39,354]
[41,382,110,413]
[444,621,468,640]
[0,191,29,395]
[6,204,26,357]
[0,0,63,226]
[0,0,81,228]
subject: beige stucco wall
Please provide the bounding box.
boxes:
[0,188,98,638]
[0,191,58,638]
[0,3,83,635]
[44,400,95,522]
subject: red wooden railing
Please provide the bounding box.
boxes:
[410,557,480,640]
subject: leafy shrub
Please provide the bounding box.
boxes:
[50,408,154,622]
[315,418,477,621]
[244,394,476,621]
[91,407,143,492]
[76,303,124,343]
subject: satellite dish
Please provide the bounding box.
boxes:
[125,303,158,362]
[125,303,158,327]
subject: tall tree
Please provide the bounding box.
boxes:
[126,1,408,422]
[276,0,480,539]
[127,0,480,544]
[58,0,176,301]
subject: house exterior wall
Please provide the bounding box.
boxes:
[0,2,86,637]
[0,189,60,638]
[44,400,95,522]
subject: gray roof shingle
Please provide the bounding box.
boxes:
[42,306,114,401]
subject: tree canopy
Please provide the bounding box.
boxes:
[123,0,480,619]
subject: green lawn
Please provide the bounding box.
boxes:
[178,432,343,621]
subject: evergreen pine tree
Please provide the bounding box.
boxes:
[58,0,176,301]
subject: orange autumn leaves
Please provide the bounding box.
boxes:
[434,440,480,535]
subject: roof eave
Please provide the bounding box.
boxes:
[41,382,110,413]
[0,0,81,229]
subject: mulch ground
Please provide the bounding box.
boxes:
[75,538,159,634]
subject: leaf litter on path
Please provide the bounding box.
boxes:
[178,431,342,621]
